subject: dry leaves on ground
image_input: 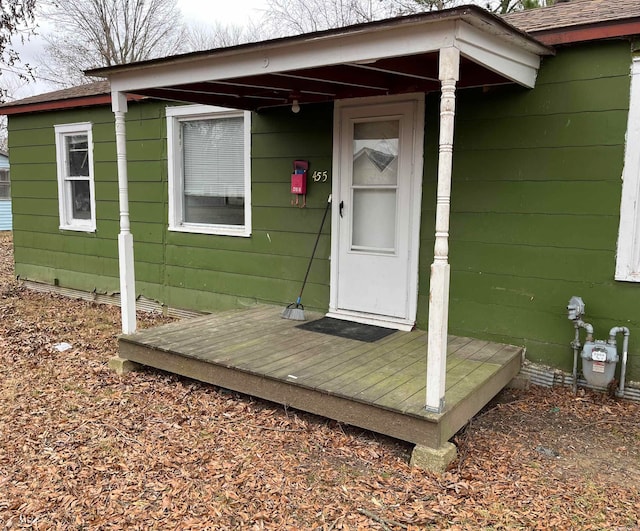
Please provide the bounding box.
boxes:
[0,232,638,529]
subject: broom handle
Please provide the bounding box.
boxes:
[298,195,332,302]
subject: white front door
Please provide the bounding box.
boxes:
[329,96,424,331]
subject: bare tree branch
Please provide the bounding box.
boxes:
[34,0,555,88]
[263,0,397,35]
[0,0,37,101]
[387,0,555,15]
[261,0,551,34]
[182,21,258,52]
[38,0,184,87]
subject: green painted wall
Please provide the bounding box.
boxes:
[9,103,167,300]
[164,104,334,311]
[417,40,639,377]
[7,39,640,380]
[8,101,334,314]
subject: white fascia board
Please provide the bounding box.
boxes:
[455,21,542,88]
[109,21,458,93]
[462,13,551,57]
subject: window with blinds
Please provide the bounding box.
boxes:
[182,117,244,225]
[167,105,251,237]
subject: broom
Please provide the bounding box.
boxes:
[282,194,332,321]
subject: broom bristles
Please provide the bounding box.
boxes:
[281,304,306,321]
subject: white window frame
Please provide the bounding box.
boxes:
[166,104,252,237]
[0,168,9,200]
[616,57,640,281]
[54,122,96,232]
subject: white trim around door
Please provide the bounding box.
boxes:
[328,93,425,331]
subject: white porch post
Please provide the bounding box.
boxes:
[426,47,460,413]
[113,91,137,334]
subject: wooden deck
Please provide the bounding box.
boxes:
[118,305,522,450]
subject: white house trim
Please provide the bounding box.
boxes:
[108,23,455,94]
[54,121,97,233]
[94,8,548,406]
[101,15,547,97]
[426,47,460,414]
[616,57,640,282]
[329,92,425,332]
[166,104,252,238]
[112,91,137,335]
[455,22,542,88]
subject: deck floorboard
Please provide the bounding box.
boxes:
[119,305,523,448]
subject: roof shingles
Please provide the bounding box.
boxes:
[0,81,110,110]
[504,0,640,33]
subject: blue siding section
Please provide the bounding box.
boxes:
[0,154,10,230]
[0,200,12,231]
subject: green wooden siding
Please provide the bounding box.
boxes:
[9,103,168,300]
[158,103,334,311]
[7,39,640,380]
[416,40,638,377]
[8,101,334,315]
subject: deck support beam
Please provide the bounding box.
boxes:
[113,91,137,334]
[426,47,459,413]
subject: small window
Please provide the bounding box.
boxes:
[0,169,9,200]
[54,122,96,232]
[167,105,251,237]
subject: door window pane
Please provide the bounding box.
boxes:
[352,189,396,252]
[352,120,399,185]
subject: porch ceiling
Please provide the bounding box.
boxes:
[87,6,553,112]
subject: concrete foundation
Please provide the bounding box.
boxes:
[507,374,531,390]
[108,356,141,375]
[410,442,457,473]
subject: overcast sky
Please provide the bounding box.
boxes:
[180,0,268,24]
[8,0,270,99]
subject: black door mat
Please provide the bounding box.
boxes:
[296,317,397,343]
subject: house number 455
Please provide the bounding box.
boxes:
[312,170,329,182]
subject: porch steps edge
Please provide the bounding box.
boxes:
[119,339,447,448]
